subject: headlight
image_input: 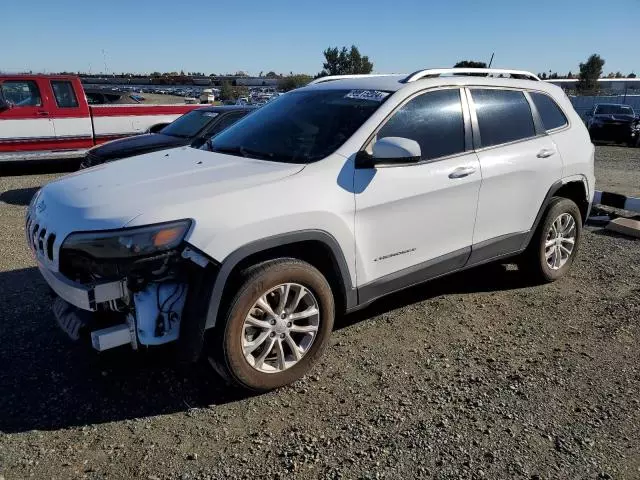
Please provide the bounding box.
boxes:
[62,220,192,259]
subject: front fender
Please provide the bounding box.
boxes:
[202,229,356,330]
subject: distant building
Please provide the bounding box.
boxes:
[549,78,640,93]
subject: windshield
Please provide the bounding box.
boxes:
[205,89,390,163]
[159,110,219,138]
[595,105,634,115]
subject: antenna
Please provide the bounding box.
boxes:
[488,52,495,68]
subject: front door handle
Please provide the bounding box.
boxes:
[36,111,49,117]
[537,148,556,158]
[449,166,476,179]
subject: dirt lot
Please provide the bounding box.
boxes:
[0,147,638,479]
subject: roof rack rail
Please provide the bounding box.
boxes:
[401,68,540,83]
[308,74,397,85]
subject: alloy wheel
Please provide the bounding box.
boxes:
[545,212,576,270]
[242,283,320,373]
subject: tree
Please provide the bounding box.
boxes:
[319,45,373,76]
[567,71,573,79]
[279,74,313,92]
[265,71,279,78]
[577,54,605,92]
[614,71,623,79]
[219,81,235,101]
[628,72,637,78]
[541,72,548,80]
[453,60,487,68]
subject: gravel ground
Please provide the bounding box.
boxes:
[0,147,639,479]
[593,145,640,197]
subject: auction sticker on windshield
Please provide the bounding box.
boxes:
[344,90,390,102]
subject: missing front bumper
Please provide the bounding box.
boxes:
[38,263,126,311]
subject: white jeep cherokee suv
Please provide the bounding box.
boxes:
[27,68,595,391]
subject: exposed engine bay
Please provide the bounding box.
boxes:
[52,245,209,352]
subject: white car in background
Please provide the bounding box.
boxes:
[27,68,595,391]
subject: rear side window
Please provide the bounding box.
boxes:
[377,89,465,160]
[530,92,567,131]
[471,89,535,147]
[0,80,42,107]
[51,80,79,108]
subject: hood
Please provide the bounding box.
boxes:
[90,134,189,160]
[38,147,305,232]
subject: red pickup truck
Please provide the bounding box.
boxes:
[0,74,200,162]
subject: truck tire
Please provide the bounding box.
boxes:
[519,197,583,283]
[210,258,335,391]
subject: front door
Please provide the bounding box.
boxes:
[354,88,481,300]
[0,78,56,157]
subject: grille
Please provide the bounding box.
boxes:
[25,213,56,263]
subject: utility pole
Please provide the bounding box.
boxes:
[102,49,108,76]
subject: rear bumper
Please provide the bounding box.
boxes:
[38,263,126,311]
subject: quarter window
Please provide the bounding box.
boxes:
[376,89,465,160]
[471,89,535,147]
[0,80,42,107]
[51,80,79,108]
[530,92,568,131]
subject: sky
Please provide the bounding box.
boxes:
[2,0,638,77]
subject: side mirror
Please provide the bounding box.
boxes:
[356,137,421,168]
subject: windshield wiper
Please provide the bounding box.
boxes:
[210,145,279,161]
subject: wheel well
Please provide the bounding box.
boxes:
[554,181,589,222]
[222,240,348,314]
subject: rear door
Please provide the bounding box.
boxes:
[0,78,56,156]
[48,78,94,151]
[468,88,563,257]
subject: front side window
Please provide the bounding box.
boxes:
[208,89,390,163]
[0,80,42,107]
[530,92,568,131]
[160,110,219,138]
[471,89,536,147]
[51,80,79,108]
[376,89,465,160]
[206,111,249,138]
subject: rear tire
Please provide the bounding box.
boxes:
[519,197,582,283]
[209,258,334,391]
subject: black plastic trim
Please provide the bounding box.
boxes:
[356,247,471,307]
[467,232,529,266]
[203,230,356,330]
[523,180,564,246]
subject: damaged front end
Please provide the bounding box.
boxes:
[35,219,216,357]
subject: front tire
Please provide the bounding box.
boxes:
[210,258,335,391]
[520,197,582,283]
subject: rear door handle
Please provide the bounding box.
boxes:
[537,148,556,158]
[448,166,476,179]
